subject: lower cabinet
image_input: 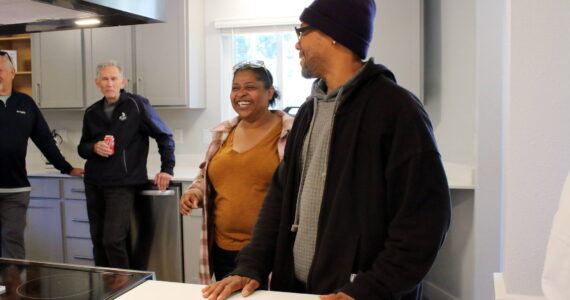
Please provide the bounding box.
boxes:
[181,181,202,283]
[65,237,95,266]
[25,177,94,266]
[64,198,95,266]
[25,198,64,262]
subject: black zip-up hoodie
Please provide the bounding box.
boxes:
[0,91,72,188]
[78,90,175,186]
[232,60,451,299]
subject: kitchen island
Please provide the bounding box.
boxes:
[117,280,318,300]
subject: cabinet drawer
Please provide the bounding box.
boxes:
[65,237,94,266]
[63,179,86,199]
[64,200,90,238]
[29,178,60,198]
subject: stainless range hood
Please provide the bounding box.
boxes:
[0,0,165,35]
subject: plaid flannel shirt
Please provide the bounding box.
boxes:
[185,111,294,284]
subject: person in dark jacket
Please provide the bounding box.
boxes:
[78,60,175,269]
[202,0,451,299]
[0,51,83,259]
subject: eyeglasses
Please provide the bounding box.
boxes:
[232,60,273,85]
[295,25,315,40]
[232,59,266,72]
[0,51,14,65]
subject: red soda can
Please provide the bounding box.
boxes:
[104,135,115,155]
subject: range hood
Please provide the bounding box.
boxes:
[0,0,165,35]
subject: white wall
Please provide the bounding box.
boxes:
[369,1,423,99]
[423,0,476,166]
[503,0,570,296]
[422,1,478,299]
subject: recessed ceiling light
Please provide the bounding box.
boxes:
[75,18,101,26]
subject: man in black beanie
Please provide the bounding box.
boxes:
[203,0,451,299]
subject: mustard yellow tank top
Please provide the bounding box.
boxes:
[208,122,282,251]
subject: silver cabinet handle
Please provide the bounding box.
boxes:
[36,83,41,105]
[140,190,175,196]
[70,188,85,193]
[137,77,143,94]
[71,218,89,223]
[73,255,94,261]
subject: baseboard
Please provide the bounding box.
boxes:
[424,280,459,300]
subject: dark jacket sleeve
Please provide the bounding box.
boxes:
[139,98,175,175]
[29,102,73,174]
[77,108,97,160]
[342,104,451,299]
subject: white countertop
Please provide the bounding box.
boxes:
[27,154,203,182]
[117,281,318,300]
[27,155,474,189]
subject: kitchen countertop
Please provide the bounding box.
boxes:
[28,160,474,189]
[116,281,318,300]
[27,154,203,182]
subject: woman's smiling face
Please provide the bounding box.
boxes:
[230,70,274,121]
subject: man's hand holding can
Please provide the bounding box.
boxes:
[93,135,115,157]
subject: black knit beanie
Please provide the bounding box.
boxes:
[300,0,376,59]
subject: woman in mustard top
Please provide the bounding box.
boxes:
[179,60,294,283]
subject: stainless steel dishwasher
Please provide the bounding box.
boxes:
[130,182,183,282]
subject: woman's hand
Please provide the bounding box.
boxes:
[179,190,200,216]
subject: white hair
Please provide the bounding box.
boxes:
[96,60,125,79]
[0,54,15,70]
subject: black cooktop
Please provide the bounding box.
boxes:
[0,258,153,300]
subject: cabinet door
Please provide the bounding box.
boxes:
[32,30,84,108]
[182,208,202,283]
[65,237,94,266]
[25,199,64,263]
[84,27,134,107]
[134,0,187,107]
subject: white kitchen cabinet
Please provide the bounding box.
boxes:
[134,0,204,108]
[25,198,64,262]
[83,26,135,107]
[31,30,84,108]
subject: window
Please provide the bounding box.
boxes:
[220,25,313,120]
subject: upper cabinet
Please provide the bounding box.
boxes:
[133,0,204,108]
[28,0,204,109]
[31,30,84,108]
[83,26,134,107]
[134,0,187,107]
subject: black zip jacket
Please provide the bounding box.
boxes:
[0,91,72,188]
[232,61,451,299]
[78,90,175,186]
